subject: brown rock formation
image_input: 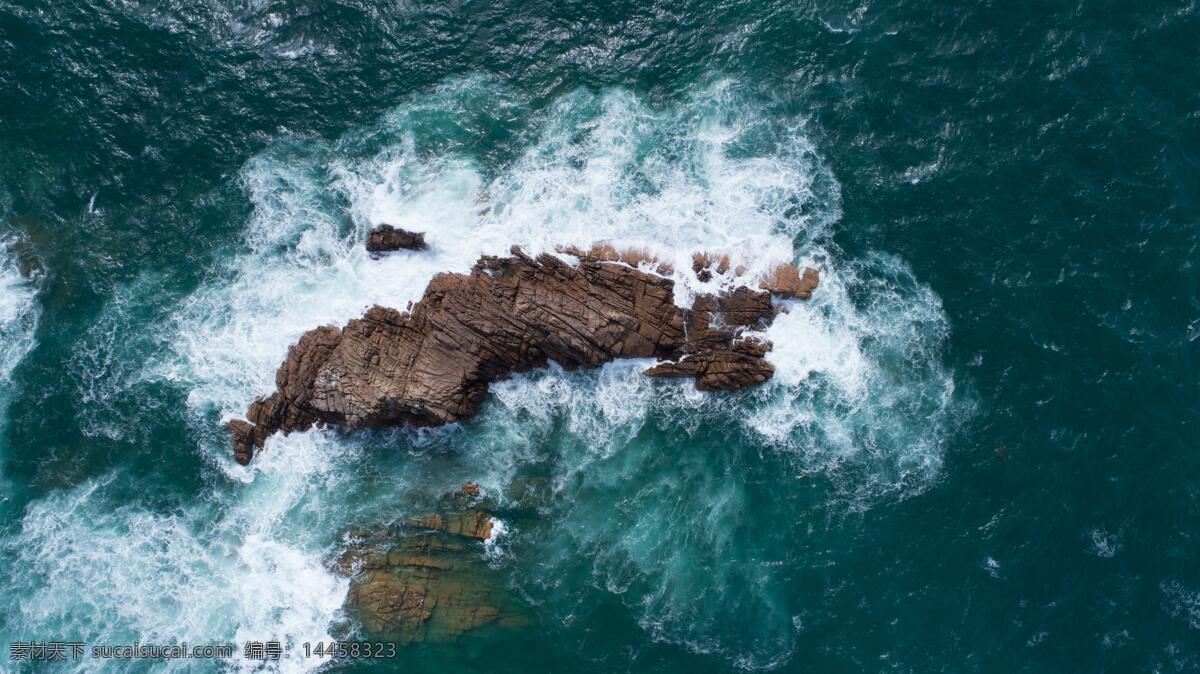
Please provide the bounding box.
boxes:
[691,251,741,282]
[559,242,674,274]
[761,264,820,299]
[228,246,818,464]
[338,514,528,642]
[366,225,427,253]
[402,510,495,540]
[642,289,776,389]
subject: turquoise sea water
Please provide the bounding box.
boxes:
[0,0,1197,671]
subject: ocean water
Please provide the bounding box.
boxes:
[0,0,1196,672]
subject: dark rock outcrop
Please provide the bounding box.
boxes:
[366,225,426,253]
[228,246,818,463]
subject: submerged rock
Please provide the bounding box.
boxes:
[458,480,482,499]
[366,224,427,253]
[228,246,818,463]
[336,504,528,643]
[402,510,494,540]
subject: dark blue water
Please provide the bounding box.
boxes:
[0,0,1197,672]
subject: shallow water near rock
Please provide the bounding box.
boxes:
[0,0,1197,672]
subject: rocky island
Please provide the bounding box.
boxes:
[228,244,818,464]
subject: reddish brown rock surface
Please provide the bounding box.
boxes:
[228,247,818,464]
[642,289,776,389]
[761,264,820,299]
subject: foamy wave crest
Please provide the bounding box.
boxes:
[146,76,958,670]
[752,251,958,504]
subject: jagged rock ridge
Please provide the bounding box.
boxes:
[228,246,818,464]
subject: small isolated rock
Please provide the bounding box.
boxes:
[366,225,426,253]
